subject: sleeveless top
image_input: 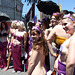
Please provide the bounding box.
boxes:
[0,33,8,37]
[55,36,67,49]
[11,32,23,41]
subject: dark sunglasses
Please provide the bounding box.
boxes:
[62,23,67,26]
[31,32,37,36]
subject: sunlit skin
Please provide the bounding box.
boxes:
[31,32,41,43]
[54,18,75,75]
[62,19,74,35]
[27,29,47,75]
[50,16,57,26]
[4,21,18,71]
[13,22,18,29]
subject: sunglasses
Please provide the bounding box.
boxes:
[62,23,67,26]
[31,32,37,36]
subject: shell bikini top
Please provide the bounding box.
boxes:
[0,33,8,37]
[0,30,8,37]
[11,32,23,41]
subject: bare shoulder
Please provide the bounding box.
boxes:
[54,25,62,29]
[33,45,40,51]
[70,34,75,44]
[51,25,60,32]
[46,28,52,31]
[23,31,27,36]
[10,28,14,33]
[24,31,27,34]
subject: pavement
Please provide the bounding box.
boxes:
[0,52,27,75]
[0,66,27,75]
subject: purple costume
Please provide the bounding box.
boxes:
[11,44,22,72]
[26,37,33,70]
[58,60,75,75]
[58,60,66,75]
[58,45,75,75]
[11,33,23,72]
[0,41,7,69]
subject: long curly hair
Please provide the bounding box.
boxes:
[1,21,8,31]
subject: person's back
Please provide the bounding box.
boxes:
[26,26,48,75]
[31,46,46,75]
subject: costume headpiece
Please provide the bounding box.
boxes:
[63,13,74,21]
[36,21,41,26]
[32,26,41,33]
[53,12,59,16]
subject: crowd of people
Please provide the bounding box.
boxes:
[0,10,75,75]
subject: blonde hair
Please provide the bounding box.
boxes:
[17,21,26,31]
[11,20,18,28]
[63,15,75,24]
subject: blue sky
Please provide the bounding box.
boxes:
[21,0,75,20]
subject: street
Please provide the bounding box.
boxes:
[0,52,27,75]
[0,68,26,75]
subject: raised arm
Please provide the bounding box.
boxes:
[46,27,57,57]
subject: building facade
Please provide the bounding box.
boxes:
[40,12,50,21]
[0,0,23,20]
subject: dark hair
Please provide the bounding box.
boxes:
[61,10,69,14]
[28,22,35,27]
[68,11,74,15]
[32,28,48,55]
[53,12,63,20]
[1,22,8,31]
[42,17,50,29]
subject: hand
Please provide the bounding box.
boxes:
[53,61,58,72]
[53,53,57,57]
